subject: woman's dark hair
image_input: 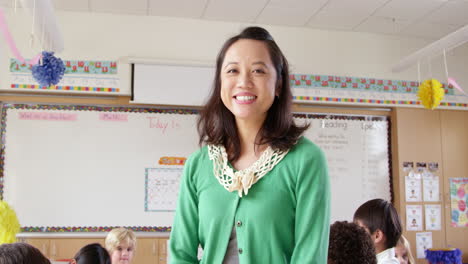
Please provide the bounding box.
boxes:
[197,26,308,161]
[328,221,377,264]
[353,198,402,248]
[73,243,110,264]
[0,242,51,264]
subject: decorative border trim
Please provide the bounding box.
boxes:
[10,59,118,74]
[21,226,171,232]
[290,74,455,95]
[293,96,468,108]
[11,84,120,93]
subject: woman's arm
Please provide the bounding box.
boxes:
[169,153,200,264]
[291,146,331,264]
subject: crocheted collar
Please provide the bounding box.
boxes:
[208,144,288,197]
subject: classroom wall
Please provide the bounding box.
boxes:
[1,6,467,260]
[1,8,468,94]
[394,108,468,263]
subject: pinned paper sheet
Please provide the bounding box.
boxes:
[425,204,441,230]
[423,176,440,202]
[406,176,422,202]
[416,232,433,259]
[407,205,423,231]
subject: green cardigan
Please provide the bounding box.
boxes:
[169,137,330,264]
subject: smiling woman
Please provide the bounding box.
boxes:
[169,26,331,264]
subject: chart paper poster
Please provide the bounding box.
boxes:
[449,178,468,227]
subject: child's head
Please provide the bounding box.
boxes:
[105,228,136,264]
[72,243,110,264]
[353,199,402,253]
[395,235,415,264]
[0,242,50,264]
[328,221,377,264]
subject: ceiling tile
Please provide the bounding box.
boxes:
[149,0,207,18]
[203,0,269,22]
[424,0,468,25]
[374,0,446,21]
[91,0,148,15]
[401,20,463,39]
[355,16,411,35]
[52,0,90,12]
[320,0,389,15]
[256,0,328,26]
[307,10,370,30]
[0,0,13,8]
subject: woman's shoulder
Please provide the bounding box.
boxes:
[289,136,324,157]
[186,145,210,165]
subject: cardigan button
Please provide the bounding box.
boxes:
[236,220,242,227]
[238,248,243,254]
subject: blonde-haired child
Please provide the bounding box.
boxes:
[105,228,136,264]
[395,235,415,264]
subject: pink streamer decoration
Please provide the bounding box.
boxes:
[0,7,41,65]
[448,77,467,96]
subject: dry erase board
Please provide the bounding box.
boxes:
[1,104,391,232]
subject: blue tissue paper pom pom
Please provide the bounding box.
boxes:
[32,51,66,87]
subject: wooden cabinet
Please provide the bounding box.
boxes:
[132,238,168,264]
[22,236,168,264]
[49,238,105,260]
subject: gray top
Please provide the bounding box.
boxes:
[222,226,239,264]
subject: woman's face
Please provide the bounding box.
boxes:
[395,244,409,264]
[220,39,277,125]
[110,241,134,264]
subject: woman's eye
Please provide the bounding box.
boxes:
[227,68,237,73]
[253,69,265,74]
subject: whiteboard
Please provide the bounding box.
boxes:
[1,104,391,230]
[132,63,215,106]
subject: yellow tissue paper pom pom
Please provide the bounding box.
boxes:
[417,79,445,110]
[0,201,21,244]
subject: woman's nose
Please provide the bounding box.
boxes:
[237,72,253,89]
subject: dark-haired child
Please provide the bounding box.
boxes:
[354,199,402,264]
[328,221,377,264]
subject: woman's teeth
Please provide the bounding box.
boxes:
[236,96,255,101]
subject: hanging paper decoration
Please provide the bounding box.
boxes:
[31,51,66,87]
[0,7,41,65]
[417,79,445,110]
[0,201,21,244]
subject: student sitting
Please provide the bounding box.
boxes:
[354,199,402,264]
[395,235,415,264]
[105,228,136,264]
[71,243,110,264]
[328,221,377,264]
[0,242,50,264]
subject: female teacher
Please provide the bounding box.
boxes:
[169,26,330,264]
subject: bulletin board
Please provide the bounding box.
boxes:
[0,103,391,232]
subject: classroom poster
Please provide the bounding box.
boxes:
[425,204,441,230]
[145,167,183,212]
[406,205,423,231]
[423,176,440,202]
[449,178,468,227]
[405,176,422,202]
[416,232,433,259]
